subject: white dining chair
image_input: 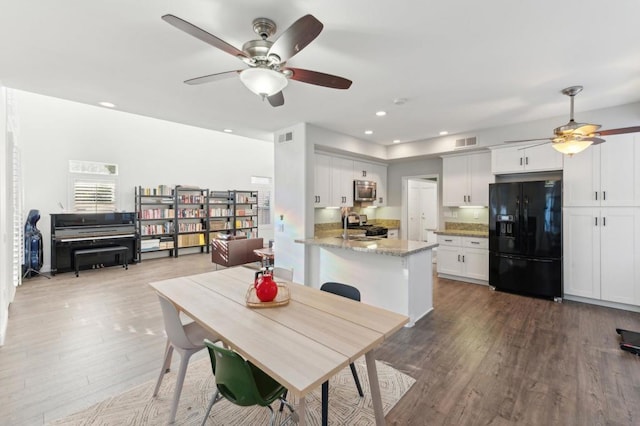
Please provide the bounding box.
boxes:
[272,266,293,282]
[153,293,220,424]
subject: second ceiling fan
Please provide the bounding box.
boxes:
[505,86,640,156]
[162,13,352,107]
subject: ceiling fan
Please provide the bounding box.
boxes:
[162,13,352,107]
[505,86,640,156]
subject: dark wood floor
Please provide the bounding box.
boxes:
[1,254,639,425]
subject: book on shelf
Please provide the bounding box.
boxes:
[177,233,205,248]
[140,185,173,196]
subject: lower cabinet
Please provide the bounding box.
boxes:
[564,207,640,306]
[436,235,488,283]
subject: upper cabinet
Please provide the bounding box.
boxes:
[314,153,331,207]
[442,152,494,207]
[313,153,387,208]
[564,134,640,207]
[331,156,354,207]
[491,143,563,174]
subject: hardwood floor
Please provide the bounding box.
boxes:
[1,254,639,425]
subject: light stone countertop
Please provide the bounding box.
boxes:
[295,236,438,257]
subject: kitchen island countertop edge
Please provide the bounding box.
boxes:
[295,237,438,257]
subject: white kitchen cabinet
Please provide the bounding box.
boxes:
[491,143,563,174]
[353,160,376,180]
[442,152,493,206]
[564,207,640,305]
[314,153,331,207]
[313,154,353,208]
[330,156,354,207]
[563,134,640,207]
[436,235,488,283]
[372,163,387,206]
[387,228,399,239]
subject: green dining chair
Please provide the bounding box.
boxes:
[201,339,297,426]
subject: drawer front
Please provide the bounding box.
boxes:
[438,235,462,246]
[463,237,488,249]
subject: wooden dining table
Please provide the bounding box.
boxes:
[149,266,408,425]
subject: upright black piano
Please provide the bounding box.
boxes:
[50,213,138,275]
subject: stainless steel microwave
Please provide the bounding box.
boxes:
[354,180,377,202]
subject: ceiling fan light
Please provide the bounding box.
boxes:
[552,139,593,156]
[239,68,288,98]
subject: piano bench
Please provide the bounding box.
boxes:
[74,246,129,277]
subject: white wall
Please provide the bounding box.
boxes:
[273,123,311,283]
[15,90,273,271]
[0,85,9,345]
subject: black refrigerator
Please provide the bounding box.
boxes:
[489,180,562,300]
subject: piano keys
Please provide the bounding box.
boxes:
[50,213,139,275]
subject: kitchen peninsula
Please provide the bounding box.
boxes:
[295,237,437,326]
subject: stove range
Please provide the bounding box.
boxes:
[345,214,388,237]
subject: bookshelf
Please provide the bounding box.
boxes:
[207,190,259,240]
[135,185,175,260]
[230,190,259,239]
[208,190,234,241]
[135,186,258,260]
[175,186,209,257]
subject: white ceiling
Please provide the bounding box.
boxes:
[1,1,640,146]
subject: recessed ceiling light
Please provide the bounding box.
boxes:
[439,131,449,136]
[223,129,233,133]
[393,139,401,144]
[393,98,407,105]
[375,111,387,117]
[98,102,116,108]
[364,130,373,135]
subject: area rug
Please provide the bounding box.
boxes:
[49,357,415,425]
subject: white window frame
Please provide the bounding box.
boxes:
[68,160,119,213]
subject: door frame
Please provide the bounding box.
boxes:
[401,174,439,240]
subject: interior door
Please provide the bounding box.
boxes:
[408,179,438,241]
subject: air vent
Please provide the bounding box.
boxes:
[277,131,294,143]
[454,136,477,150]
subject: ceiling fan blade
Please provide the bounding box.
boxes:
[598,126,640,136]
[285,67,352,89]
[268,91,284,107]
[268,14,323,62]
[504,137,552,144]
[585,137,606,145]
[517,141,550,150]
[162,14,247,59]
[184,70,241,85]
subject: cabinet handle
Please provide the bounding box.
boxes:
[379,197,383,203]
[595,191,598,201]
[595,217,598,226]
[603,191,606,201]
[445,239,453,242]
[462,255,465,262]
[520,157,523,166]
[363,170,367,177]
[603,217,606,226]
[468,195,471,203]
[458,254,461,262]
[525,157,529,165]
[471,241,480,244]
